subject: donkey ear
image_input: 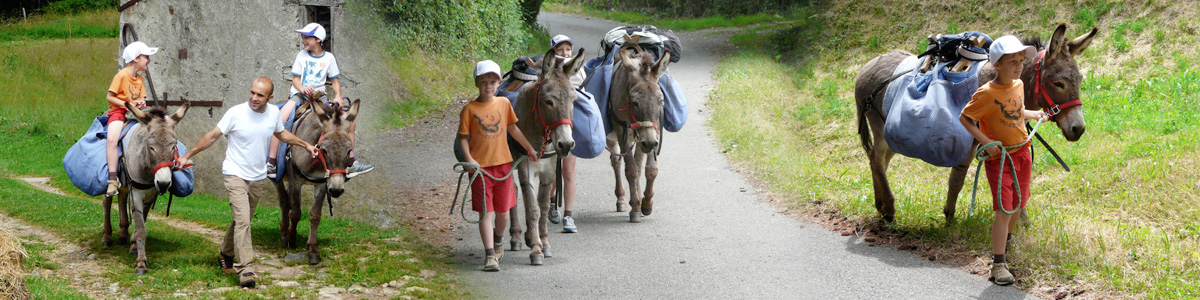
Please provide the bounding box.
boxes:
[563,48,586,77]
[344,99,360,122]
[310,100,330,122]
[1045,23,1069,61]
[1068,27,1098,56]
[125,101,151,124]
[540,48,557,79]
[618,46,638,72]
[650,50,671,79]
[170,98,190,123]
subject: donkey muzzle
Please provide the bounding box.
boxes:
[153,168,173,192]
[327,175,345,198]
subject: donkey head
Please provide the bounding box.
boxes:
[534,47,586,154]
[125,101,189,192]
[618,46,670,153]
[308,99,359,197]
[1028,24,1097,141]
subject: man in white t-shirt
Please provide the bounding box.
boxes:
[178,77,318,288]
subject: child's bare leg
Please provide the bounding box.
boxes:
[992,211,1014,255]
[479,211,495,250]
[105,120,125,195]
[494,211,509,241]
[563,155,576,213]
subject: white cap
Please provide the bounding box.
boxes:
[295,23,327,42]
[988,35,1036,64]
[122,41,158,64]
[551,34,573,48]
[474,60,502,79]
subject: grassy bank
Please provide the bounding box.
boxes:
[706,1,1198,298]
[0,12,467,298]
[0,10,118,41]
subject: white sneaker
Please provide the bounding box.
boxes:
[562,216,577,233]
[549,206,561,224]
[266,163,278,179]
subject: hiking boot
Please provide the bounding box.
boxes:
[494,246,504,261]
[238,272,257,288]
[217,254,235,274]
[483,255,500,272]
[549,206,561,224]
[346,161,375,179]
[266,163,277,179]
[562,216,577,233]
[991,263,1015,286]
[105,180,120,196]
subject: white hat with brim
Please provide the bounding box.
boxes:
[551,34,573,48]
[474,60,502,79]
[988,35,1036,64]
[295,23,327,42]
[122,41,158,64]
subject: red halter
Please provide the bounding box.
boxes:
[531,82,573,157]
[1033,50,1083,119]
[154,152,192,173]
[618,95,659,130]
[311,133,347,176]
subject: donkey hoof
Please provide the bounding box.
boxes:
[102,240,114,247]
[542,248,552,258]
[530,253,544,266]
[135,268,148,275]
[641,204,653,216]
[307,253,322,265]
[883,215,896,223]
[629,212,641,223]
[616,202,627,212]
[509,240,521,251]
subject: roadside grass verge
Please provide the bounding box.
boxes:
[0,10,119,41]
[543,1,793,31]
[708,1,1199,298]
[0,33,466,299]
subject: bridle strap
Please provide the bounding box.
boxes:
[531,81,574,158]
[1033,50,1082,119]
[310,133,347,178]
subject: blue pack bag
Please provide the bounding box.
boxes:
[881,55,985,167]
[64,116,195,196]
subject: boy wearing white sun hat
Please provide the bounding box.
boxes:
[959,35,1050,286]
[103,41,158,196]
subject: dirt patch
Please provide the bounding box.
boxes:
[0,211,121,299]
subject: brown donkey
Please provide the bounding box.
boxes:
[854,24,1097,223]
[607,46,671,223]
[507,47,585,265]
[101,101,189,275]
[272,98,358,265]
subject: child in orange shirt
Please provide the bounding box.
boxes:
[458,60,537,272]
[959,35,1049,286]
[104,41,157,196]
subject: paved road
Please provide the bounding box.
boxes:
[450,12,1036,300]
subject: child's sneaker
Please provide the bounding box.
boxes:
[562,216,577,233]
[548,206,561,224]
[990,263,1015,286]
[105,180,120,196]
[266,163,278,179]
[483,255,500,272]
[346,161,375,179]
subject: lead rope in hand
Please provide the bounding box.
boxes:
[969,118,1047,217]
[450,157,527,224]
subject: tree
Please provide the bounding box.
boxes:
[519,0,543,24]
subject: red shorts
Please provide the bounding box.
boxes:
[985,146,1032,212]
[106,109,128,125]
[471,164,516,213]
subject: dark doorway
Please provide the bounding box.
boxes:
[306,5,332,52]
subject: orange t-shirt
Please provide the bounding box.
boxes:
[107,69,145,112]
[458,96,519,168]
[961,80,1029,160]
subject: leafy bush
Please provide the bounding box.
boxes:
[42,0,117,14]
[376,0,532,60]
[553,0,806,18]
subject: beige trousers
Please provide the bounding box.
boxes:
[220,175,261,275]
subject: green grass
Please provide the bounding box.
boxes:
[26,276,90,300]
[0,10,119,41]
[0,19,466,298]
[709,1,1199,298]
[543,1,794,31]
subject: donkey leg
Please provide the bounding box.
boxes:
[625,152,645,223]
[274,180,291,248]
[537,164,554,258]
[306,185,326,265]
[641,152,659,216]
[869,143,898,222]
[507,183,522,251]
[943,162,971,224]
[118,190,131,244]
[607,132,628,212]
[287,178,304,248]
[130,192,149,275]
[102,195,114,247]
[516,161,537,250]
